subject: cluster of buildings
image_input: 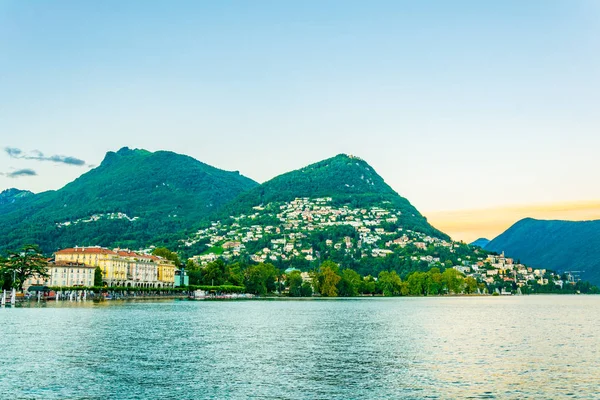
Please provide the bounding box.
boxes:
[24,246,177,291]
[55,212,139,228]
[454,252,575,289]
[186,197,456,266]
[182,196,570,293]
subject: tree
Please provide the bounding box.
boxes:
[0,245,49,291]
[245,265,268,295]
[244,263,279,295]
[316,261,341,297]
[227,263,244,287]
[337,269,361,297]
[442,268,464,294]
[152,247,181,266]
[94,267,103,287]
[427,268,443,295]
[464,276,478,294]
[186,259,203,285]
[286,270,304,297]
[359,275,376,295]
[407,271,428,295]
[300,281,313,297]
[378,270,404,296]
[201,259,228,286]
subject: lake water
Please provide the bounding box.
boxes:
[1,296,599,399]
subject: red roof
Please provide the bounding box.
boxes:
[55,247,117,255]
[55,247,171,263]
[51,261,94,268]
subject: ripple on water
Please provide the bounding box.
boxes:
[0,296,599,399]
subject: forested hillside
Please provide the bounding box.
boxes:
[0,147,258,252]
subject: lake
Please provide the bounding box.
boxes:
[1,296,598,399]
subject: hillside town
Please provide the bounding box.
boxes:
[183,197,578,293]
[186,197,435,263]
[6,197,580,296]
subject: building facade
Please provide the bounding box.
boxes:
[54,246,176,288]
[23,261,95,291]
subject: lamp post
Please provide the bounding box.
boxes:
[10,270,17,306]
[11,269,17,305]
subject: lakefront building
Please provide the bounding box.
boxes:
[23,261,96,291]
[54,246,176,288]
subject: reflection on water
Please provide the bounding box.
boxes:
[1,296,598,399]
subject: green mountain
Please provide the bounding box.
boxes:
[0,147,258,252]
[219,154,448,240]
[486,218,600,285]
[0,188,33,208]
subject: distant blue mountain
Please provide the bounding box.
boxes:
[470,238,490,248]
[486,218,600,286]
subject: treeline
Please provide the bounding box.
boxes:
[187,260,280,296]
[517,280,599,295]
[189,258,600,297]
[300,261,478,297]
[189,259,482,297]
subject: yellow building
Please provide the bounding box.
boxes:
[54,246,176,288]
[55,247,125,286]
[154,256,176,287]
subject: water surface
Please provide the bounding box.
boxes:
[1,296,598,399]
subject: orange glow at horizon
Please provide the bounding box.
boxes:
[425,201,600,243]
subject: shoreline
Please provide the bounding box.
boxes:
[3,292,597,307]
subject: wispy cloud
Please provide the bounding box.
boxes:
[4,147,86,166]
[5,147,23,157]
[5,168,37,178]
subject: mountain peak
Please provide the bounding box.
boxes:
[470,238,490,248]
[100,147,151,166]
[0,188,34,206]
[116,146,133,155]
[116,146,151,156]
[333,153,362,160]
[221,155,449,240]
[0,148,259,252]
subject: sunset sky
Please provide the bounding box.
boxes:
[1,1,599,242]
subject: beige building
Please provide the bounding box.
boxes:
[23,261,95,291]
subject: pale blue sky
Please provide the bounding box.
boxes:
[1,0,599,214]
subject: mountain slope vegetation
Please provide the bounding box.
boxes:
[219,154,448,240]
[0,147,258,252]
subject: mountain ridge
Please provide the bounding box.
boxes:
[470,238,490,248]
[486,218,600,285]
[0,149,449,254]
